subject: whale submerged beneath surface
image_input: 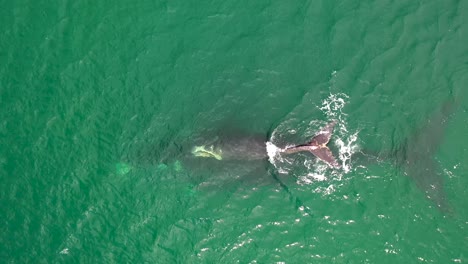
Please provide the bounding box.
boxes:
[388,98,459,213]
[191,121,341,168]
[189,97,458,213]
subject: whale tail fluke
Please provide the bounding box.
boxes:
[309,144,341,168]
[283,121,341,168]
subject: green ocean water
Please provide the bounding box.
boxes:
[1,0,468,263]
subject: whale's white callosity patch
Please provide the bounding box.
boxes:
[266,91,359,195]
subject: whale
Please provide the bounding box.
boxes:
[189,96,458,214]
[350,97,459,213]
[191,121,341,168]
[390,97,458,213]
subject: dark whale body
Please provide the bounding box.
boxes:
[392,98,458,213]
[191,121,341,168]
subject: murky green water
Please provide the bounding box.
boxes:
[1,0,468,263]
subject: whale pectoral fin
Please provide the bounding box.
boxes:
[310,147,341,168]
[309,121,337,145]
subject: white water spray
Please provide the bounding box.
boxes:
[267,91,360,195]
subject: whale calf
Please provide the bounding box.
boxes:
[192,121,341,168]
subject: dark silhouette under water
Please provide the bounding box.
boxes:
[390,97,458,213]
[191,121,340,168]
[126,98,458,215]
[188,97,459,214]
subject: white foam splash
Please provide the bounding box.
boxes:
[266,141,281,162]
[336,131,359,173]
[267,92,359,196]
[320,93,347,118]
[266,141,290,174]
[301,92,359,190]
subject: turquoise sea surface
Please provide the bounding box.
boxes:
[1,0,468,263]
